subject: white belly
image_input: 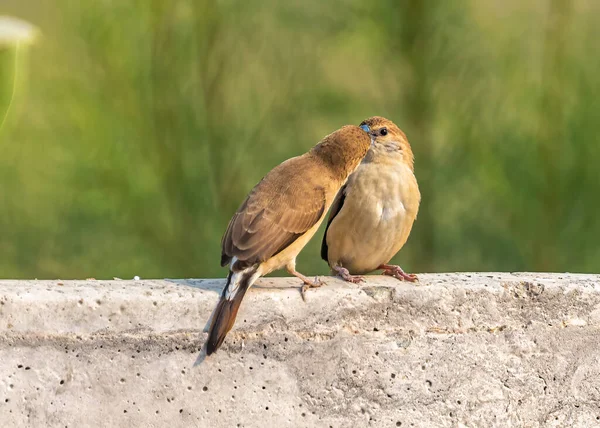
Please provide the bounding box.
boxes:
[326,162,420,274]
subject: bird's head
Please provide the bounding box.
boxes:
[310,125,372,180]
[359,116,414,169]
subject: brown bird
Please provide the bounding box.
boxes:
[321,116,420,283]
[205,125,372,355]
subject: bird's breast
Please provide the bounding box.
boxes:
[326,161,420,274]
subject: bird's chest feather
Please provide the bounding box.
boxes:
[329,161,419,273]
[346,163,417,230]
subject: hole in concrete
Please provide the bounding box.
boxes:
[352,370,357,375]
[218,409,222,413]
[265,407,269,411]
[391,373,396,379]
[60,380,65,385]
[284,337,288,342]
[120,378,125,383]
[179,409,183,414]
[96,300,102,305]
[188,386,192,391]
[5,399,9,403]
[202,386,208,392]
[426,380,432,387]
[123,410,127,413]
[249,367,253,370]
[17,364,22,369]
[262,386,266,390]
[457,400,461,405]
[156,410,159,414]
[153,301,157,306]
[301,413,306,417]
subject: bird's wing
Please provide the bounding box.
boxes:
[221,158,327,268]
[320,184,347,263]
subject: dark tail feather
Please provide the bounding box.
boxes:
[206,268,256,355]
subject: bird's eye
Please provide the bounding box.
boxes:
[380,128,388,136]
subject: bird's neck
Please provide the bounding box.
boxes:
[364,146,415,171]
[310,143,366,182]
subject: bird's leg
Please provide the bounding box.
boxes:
[333,265,365,284]
[378,264,418,282]
[286,264,324,302]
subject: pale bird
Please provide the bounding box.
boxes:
[321,116,420,283]
[205,125,372,355]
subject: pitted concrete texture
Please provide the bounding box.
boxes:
[1,273,600,427]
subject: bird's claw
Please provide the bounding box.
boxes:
[335,266,365,284]
[300,276,324,302]
[381,265,418,282]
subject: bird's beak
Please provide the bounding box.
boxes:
[359,124,374,146]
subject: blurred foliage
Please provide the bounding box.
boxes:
[0,0,599,279]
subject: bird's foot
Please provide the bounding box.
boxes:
[333,266,365,284]
[300,276,324,302]
[286,266,325,301]
[379,264,418,282]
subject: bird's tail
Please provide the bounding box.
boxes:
[205,265,259,355]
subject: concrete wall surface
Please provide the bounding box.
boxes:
[0,273,599,427]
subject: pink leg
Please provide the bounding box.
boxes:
[378,264,418,282]
[287,265,324,302]
[333,266,365,284]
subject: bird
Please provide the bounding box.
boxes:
[204,125,373,355]
[321,116,420,284]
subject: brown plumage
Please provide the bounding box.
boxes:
[321,116,421,283]
[205,125,372,355]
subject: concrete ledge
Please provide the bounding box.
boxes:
[1,273,600,427]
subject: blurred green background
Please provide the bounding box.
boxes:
[1,0,598,280]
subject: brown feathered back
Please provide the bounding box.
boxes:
[221,125,371,270]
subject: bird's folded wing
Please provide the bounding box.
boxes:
[320,184,346,262]
[221,168,327,268]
